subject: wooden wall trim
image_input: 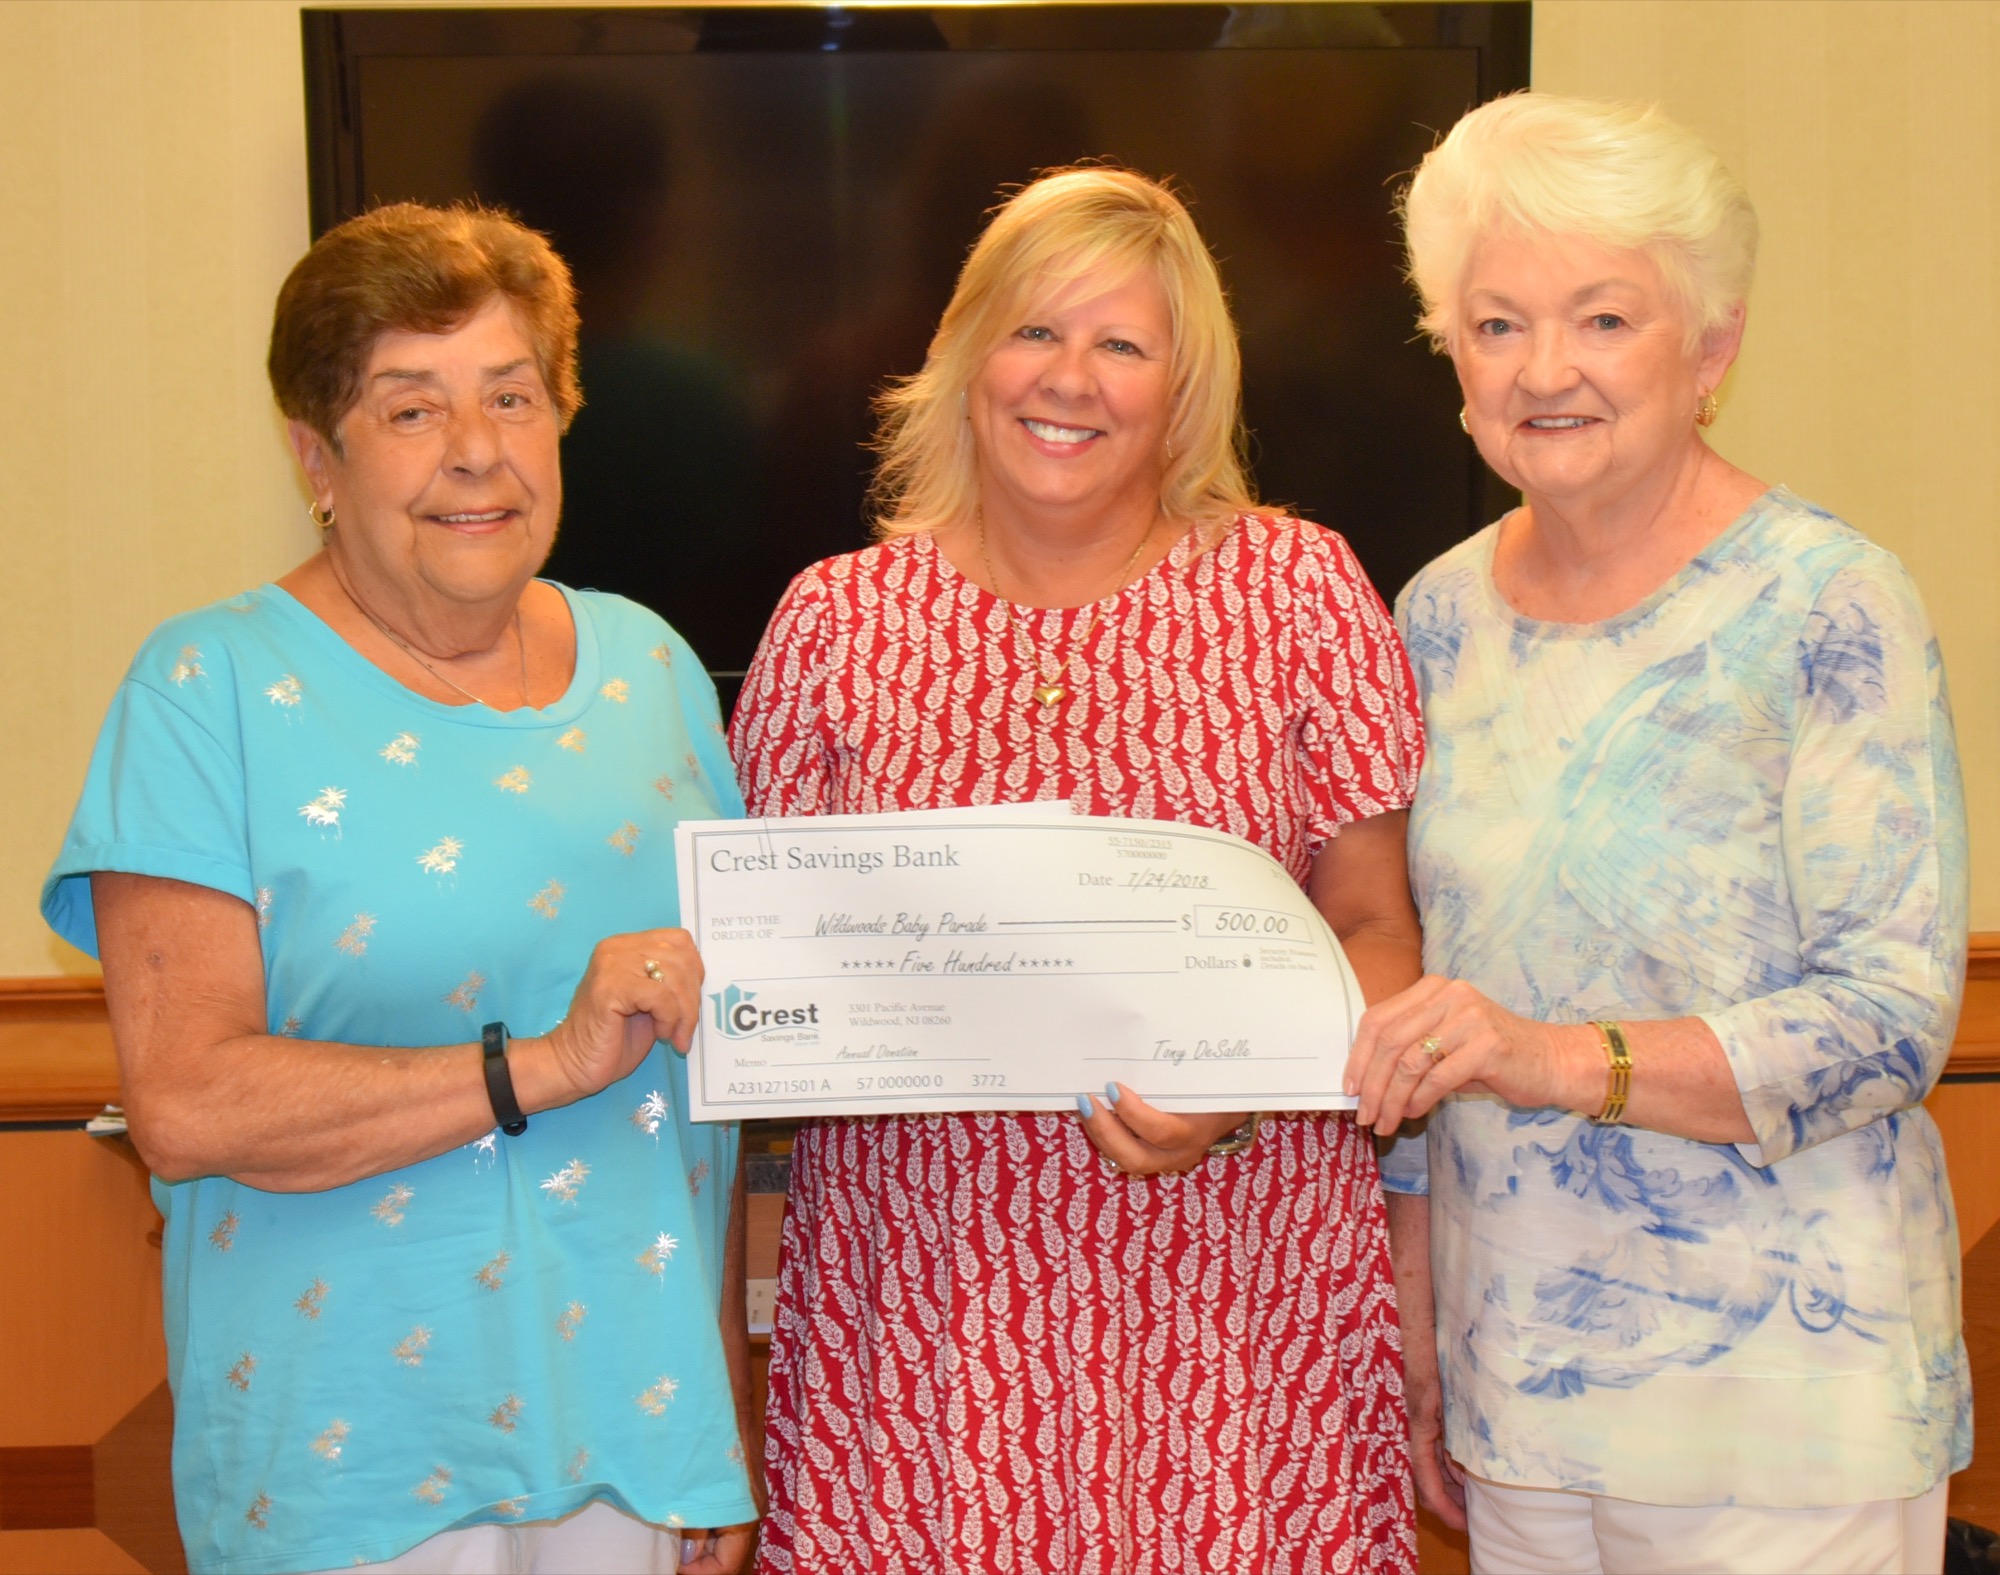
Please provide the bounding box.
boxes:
[0,976,105,1021]
[0,978,115,1120]
[8,940,1992,1010]
[0,936,1996,1112]
[1957,932,2000,1075]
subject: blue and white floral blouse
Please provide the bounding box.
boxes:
[1383,488,1969,1508]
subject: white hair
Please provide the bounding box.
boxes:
[1401,92,1759,349]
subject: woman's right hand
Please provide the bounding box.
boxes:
[538,929,705,1102]
[1343,974,1582,1136]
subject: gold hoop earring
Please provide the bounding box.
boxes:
[1458,407,1470,435]
[307,499,335,528]
[1695,392,1719,428]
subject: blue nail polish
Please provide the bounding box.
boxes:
[1103,1082,1122,1104]
[1075,1093,1094,1118]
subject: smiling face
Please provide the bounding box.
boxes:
[967,263,1176,526]
[1452,230,1740,516]
[293,295,562,622]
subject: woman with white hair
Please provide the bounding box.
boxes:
[734,165,1435,1573]
[1344,93,1968,1572]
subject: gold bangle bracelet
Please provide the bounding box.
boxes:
[1589,1021,1631,1125]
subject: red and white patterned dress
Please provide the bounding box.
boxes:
[732,516,1424,1575]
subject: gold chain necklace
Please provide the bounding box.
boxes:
[978,511,1153,710]
[336,563,529,709]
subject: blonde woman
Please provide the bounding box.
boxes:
[1346,94,1968,1573]
[733,168,1437,1573]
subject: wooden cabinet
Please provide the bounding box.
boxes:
[0,1129,177,1572]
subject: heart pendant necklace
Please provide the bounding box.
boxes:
[979,509,1153,713]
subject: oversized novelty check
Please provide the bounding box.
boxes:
[674,808,1363,1120]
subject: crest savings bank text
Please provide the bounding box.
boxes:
[706,843,961,876]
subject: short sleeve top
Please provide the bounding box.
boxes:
[44,584,754,1574]
[732,515,1423,874]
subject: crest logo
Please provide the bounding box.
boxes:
[708,983,821,1038]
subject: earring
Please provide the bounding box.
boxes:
[1458,407,1470,434]
[307,499,335,527]
[1165,436,1175,461]
[1695,392,1719,427]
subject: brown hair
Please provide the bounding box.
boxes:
[267,201,582,446]
[871,165,1255,538]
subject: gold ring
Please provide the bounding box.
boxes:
[643,959,664,982]
[1420,1035,1445,1061]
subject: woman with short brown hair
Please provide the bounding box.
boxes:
[268,201,584,442]
[45,201,756,1574]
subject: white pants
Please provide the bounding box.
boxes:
[1465,1475,1949,1575]
[310,1500,681,1575]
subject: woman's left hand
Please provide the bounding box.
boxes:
[679,1523,756,1574]
[1078,1084,1248,1176]
[1345,975,1579,1136]
[1409,1380,1467,1529]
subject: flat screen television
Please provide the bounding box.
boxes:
[304,4,1528,707]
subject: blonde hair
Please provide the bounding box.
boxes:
[1401,92,1758,349]
[872,165,1255,537]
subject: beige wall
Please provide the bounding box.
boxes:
[2,0,1995,976]
[2,1,318,973]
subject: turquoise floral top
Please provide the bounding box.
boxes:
[43,584,753,1573]
[1383,488,1969,1507]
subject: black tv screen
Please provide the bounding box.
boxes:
[305,4,1528,703]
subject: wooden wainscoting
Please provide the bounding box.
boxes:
[3,940,1997,1574]
[0,1129,176,1574]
